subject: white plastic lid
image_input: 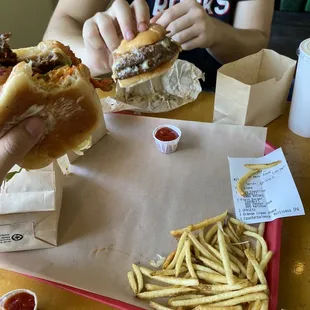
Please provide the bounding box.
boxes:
[299,38,310,58]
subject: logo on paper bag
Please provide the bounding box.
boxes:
[11,234,24,242]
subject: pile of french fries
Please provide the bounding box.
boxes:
[127,211,273,310]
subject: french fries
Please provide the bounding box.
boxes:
[163,251,176,269]
[244,160,281,170]
[237,160,281,197]
[244,249,267,285]
[217,222,235,285]
[167,231,188,270]
[244,231,268,259]
[127,271,137,295]
[126,212,272,309]
[137,287,196,299]
[170,285,268,307]
[132,263,144,293]
[170,211,228,237]
[251,300,262,310]
[150,301,173,310]
[210,292,268,306]
[193,306,242,310]
[205,224,218,243]
[185,239,198,279]
[256,223,266,262]
[236,169,259,197]
[195,281,249,294]
[145,284,172,291]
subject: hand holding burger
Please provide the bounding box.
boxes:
[112,24,181,88]
[82,0,151,76]
[0,33,110,170]
[0,117,45,183]
[151,0,217,51]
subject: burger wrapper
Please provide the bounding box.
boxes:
[0,162,63,252]
[101,60,204,113]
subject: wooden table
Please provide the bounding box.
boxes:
[0,92,309,309]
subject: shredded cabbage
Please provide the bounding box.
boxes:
[5,168,23,182]
[72,136,92,156]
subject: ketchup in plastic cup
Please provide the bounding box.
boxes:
[153,124,182,154]
[0,289,37,310]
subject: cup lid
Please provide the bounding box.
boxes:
[299,38,310,58]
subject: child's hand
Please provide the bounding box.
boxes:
[152,0,216,50]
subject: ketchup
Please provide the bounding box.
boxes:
[155,127,179,141]
[4,292,35,310]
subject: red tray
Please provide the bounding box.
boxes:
[27,142,281,310]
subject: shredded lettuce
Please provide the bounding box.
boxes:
[72,136,92,156]
[5,168,22,182]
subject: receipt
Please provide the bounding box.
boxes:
[228,148,305,224]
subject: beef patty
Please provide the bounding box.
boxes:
[0,33,18,67]
[0,33,71,74]
[113,37,180,80]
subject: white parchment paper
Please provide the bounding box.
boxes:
[0,114,266,308]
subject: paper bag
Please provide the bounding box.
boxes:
[0,162,63,252]
[101,60,204,113]
[213,49,296,126]
[58,111,107,174]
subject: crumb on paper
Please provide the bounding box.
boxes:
[149,254,166,268]
[91,244,116,256]
[92,247,106,256]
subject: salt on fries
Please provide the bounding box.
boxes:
[236,160,282,197]
[127,211,273,309]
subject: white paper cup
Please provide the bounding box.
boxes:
[289,38,310,138]
[0,289,37,310]
[153,124,182,154]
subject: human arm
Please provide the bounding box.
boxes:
[44,0,150,76]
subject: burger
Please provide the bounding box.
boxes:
[112,24,181,88]
[0,33,113,170]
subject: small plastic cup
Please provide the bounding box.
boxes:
[152,124,182,154]
[0,289,37,310]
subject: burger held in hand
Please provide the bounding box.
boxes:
[0,33,113,170]
[112,24,181,88]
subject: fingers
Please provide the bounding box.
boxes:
[83,0,150,51]
[83,18,107,50]
[180,36,202,50]
[82,0,150,75]
[172,28,196,46]
[131,0,150,32]
[150,11,164,24]
[97,13,120,51]
[111,0,136,40]
[155,2,188,29]
[166,14,193,38]
[0,117,45,181]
